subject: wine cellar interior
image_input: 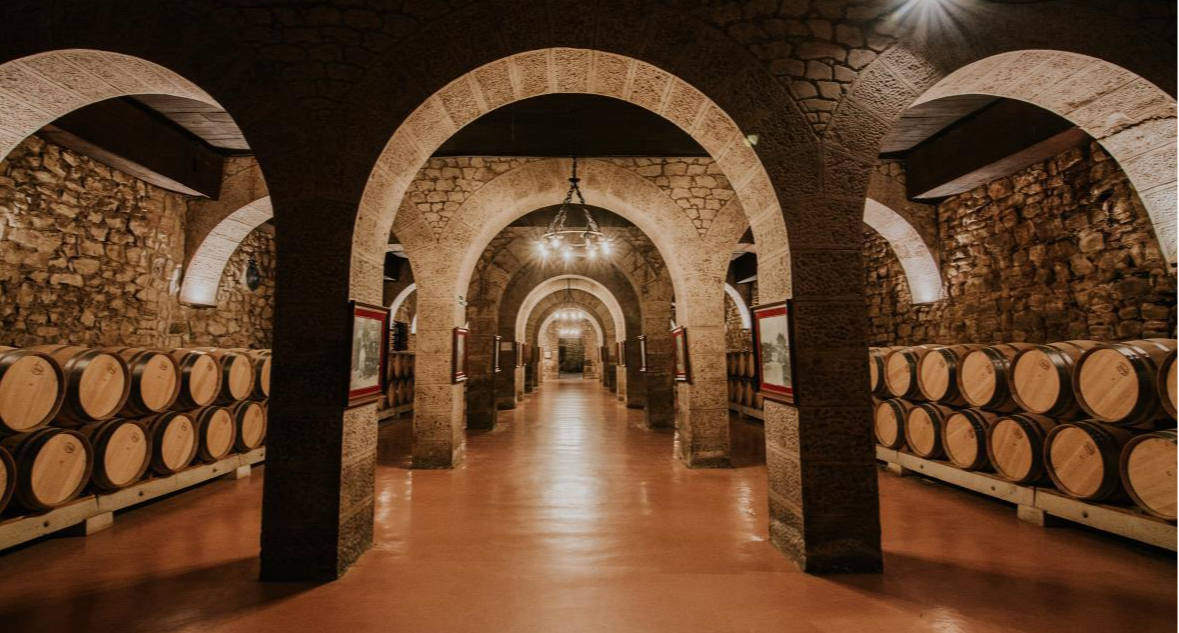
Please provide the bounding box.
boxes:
[0,1,1175,631]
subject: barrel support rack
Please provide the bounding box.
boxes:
[0,447,265,552]
[728,402,765,421]
[877,446,1176,551]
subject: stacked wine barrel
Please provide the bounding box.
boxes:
[0,344,270,516]
[385,352,415,410]
[872,339,1177,521]
[726,350,763,411]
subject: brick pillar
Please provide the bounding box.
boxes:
[626,341,646,409]
[674,319,730,468]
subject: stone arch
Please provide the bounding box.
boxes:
[863,198,944,304]
[180,196,272,306]
[0,50,222,161]
[536,306,606,348]
[389,283,417,317]
[516,275,625,343]
[723,283,751,329]
[835,49,1176,263]
[353,49,791,307]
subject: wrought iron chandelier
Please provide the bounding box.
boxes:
[557,281,586,332]
[537,157,614,261]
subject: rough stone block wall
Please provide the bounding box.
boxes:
[0,135,274,349]
[180,225,274,347]
[865,142,1177,345]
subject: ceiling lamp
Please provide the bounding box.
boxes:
[537,158,614,258]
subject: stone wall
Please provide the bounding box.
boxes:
[865,142,1176,345]
[0,135,275,349]
[180,225,275,347]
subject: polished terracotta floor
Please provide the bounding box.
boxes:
[0,379,1174,632]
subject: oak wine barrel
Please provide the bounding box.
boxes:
[170,350,222,409]
[405,354,414,377]
[31,345,130,425]
[191,406,237,463]
[242,349,271,399]
[0,444,14,515]
[1045,420,1134,502]
[958,343,1035,412]
[941,408,998,470]
[869,346,905,397]
[0,346,64,435]
[1010,340,1101,418]
[744,351,757,378]
[106,347,180,417]
[885,345,944,399]
[141,411,197,476]
[874,399,914,449]
[78,418,150,491]
[917,344,986,405]
[231,400,267,451]
[0,427,92,511]
[1159,349,1177,419]
[987,413,1058,484]
[727,353,737,376]
[391,354,403,379]
[1075,339,1178,427]
[386,382,399,407]
[904,402,954,459]
[405,379,414,403]
[1120,430,1177,520]
[727,379,736,403]
[192,348,255,404]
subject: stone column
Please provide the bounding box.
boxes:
[762,184,882,572]
[465,312,497,430]
[673,280,730,467]
[260,197,374,581]
[496,353,517,409]
[410,272,466,468]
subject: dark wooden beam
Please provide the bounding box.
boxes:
[39,98,223,198]
[904,99,1090,200]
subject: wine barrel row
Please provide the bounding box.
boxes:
[0,400,268,515]
[875,396,1176,519]
[386,378,416,408]
[0,346,272,440]
[726,350,763,410]
[871,339,1177,426]
[388,352,416,381]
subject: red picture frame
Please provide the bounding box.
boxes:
[752,300,795,404]
[453,327,470,383]
[672,326,690,382]
[348,300,389,407]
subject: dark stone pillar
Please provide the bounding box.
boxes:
[260,197,374,581]
[466,316,497,430]
[626,343,646,409]
[763,194,882,573]
[496,361,517,409]
[644,331,675,429]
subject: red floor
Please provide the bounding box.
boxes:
[0,379,1173,632]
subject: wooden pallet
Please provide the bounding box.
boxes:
[378,403,413,421]
[876,446,1176,551]
[0,448,266,552]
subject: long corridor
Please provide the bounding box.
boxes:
[0,380,1174,632]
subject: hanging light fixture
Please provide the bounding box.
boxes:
[537,157,614,258]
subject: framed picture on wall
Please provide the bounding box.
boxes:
[453,327,470,383]
[637,335,648,373]
[617,340,625,367]
[672,326,690,382]
[492,335,503,373]
[348,300,389,408]
[752,300,795,404]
